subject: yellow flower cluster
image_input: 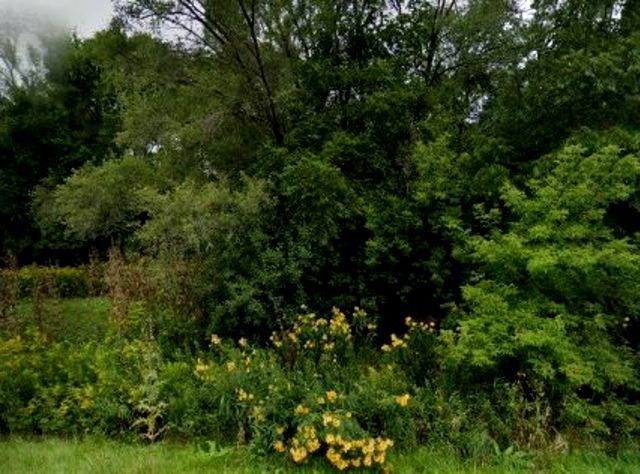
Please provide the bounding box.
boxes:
[395,393,411,407]
[251,405,265,422]
[381,333,406,352]
[329,307,351,336]
[322,412,341,428]
[270,308,356,356]
[236,388,254,402]
[193,358,211,379]
[210,334,222,346]
[405,316,437,333]
[286,424,321,463]
[325,434,394,470]
[295,404,310,416]
[326,390,338,403]
[290,446,308,463]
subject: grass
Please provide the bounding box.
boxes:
[1,437,639,473]
[13,297,111,342]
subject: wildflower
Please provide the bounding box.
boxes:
[226,361,236,372]
[274,441,285,453]
[395,394,410,407]
[238,337,248,348]
[322,412,341,428]
[390,334,405,348]
[325,433,336,444]
[326,390,337,402]
[295,404,310,416]
[194,358,210,377]
[290,446,308,463]
[270,333,283,348]
[252,406,264,421]
[306,437,321,452]
[211,334,222,345]
[326,448,348,470]
[381,344,391,352]
[236,388,253,401]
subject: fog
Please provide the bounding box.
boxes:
[0,0,114,37]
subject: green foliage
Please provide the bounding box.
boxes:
[444,139,640,440]
[0,31,121,260]
[37,155,156,244]
[4,0,640,464]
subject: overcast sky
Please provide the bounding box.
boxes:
[0,0,114,37]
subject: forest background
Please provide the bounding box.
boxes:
[1,1,640,471]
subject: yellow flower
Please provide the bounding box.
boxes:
[295,404,310,416]
[290,446,308,463]
[252,406,264,421]
[194,358,210,378]
[326,448,347,469]
[226,361,236,372]
[238,337,248,348]
[381,344,391,352]
[325,433,336,444]
[390,334,405,348]
[326,390,337,402]
[340,440,353,452]
[236,388,253,402]
[306,437,321,452]
[210,334,222,345]
[274,441,286,453]
[395,394,411,407]
[322,412,341,428]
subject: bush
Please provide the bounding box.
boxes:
[443,142,640,442]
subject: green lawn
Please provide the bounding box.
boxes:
[1,438,639,473]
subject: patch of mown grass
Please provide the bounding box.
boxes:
[1,438,639,473]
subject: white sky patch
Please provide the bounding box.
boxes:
[0,0,114,37]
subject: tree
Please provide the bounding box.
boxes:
[445,135,640,436]
[0,30,122,262]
